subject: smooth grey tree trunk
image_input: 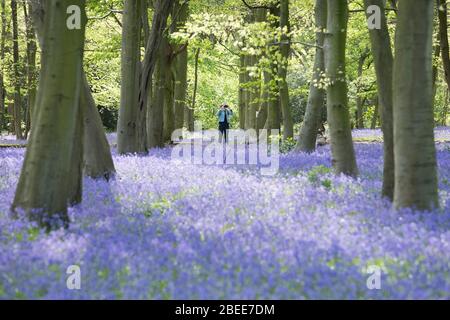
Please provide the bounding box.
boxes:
[279,0,294,139]
[296,0,327,153]
[0,0,7,131]
[29,0,116,180]
[81,71,116,180]
[162,49,175,143]
[12,0,87,229]
[117,0,144,154]
[23,3,37,139]
[139,0,174,140]
[437,0,450,98]
[11,0,22,139]
[324,0,358,177]
[173,0,189,130]
[238,55,247,129]
[355,48,370,129]
[148,49,166,148]
[393,0,439,210]
[364,0,395,200]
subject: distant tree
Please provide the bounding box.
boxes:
[10,0,22,139]
[22,2,37,139]
[296,0,327,153]
[173,0,189,131]
[117,0,145,154]
[364,0,395,200]
[278,0,293,139]
[0,0,6,132]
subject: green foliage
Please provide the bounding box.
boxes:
[2,0,450,134]
[307,165,332,189]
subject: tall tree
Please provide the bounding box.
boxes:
[244,8,265,130]
[29,0,116,180]
[355,47,370,129]
[278,0,293,139]
[324,0,358,177]
[148,40,167,148]
[0,0,6,132]
[238,54,247,129]
[117,0,144,154]
[364,0,395,200]
[173,0,189,130]
[23,2,37,138]
[296,0,327,153]
[437,0,450,100]
[393,0,438,210]
[12,0,87,229]
[10,0,22,139]
[140,0,175,144]
[265,5,281,132]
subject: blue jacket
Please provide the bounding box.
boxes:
[217,108,233,123]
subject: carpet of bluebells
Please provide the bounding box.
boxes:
[0,129,449,299]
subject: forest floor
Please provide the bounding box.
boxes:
[0,128,449,299]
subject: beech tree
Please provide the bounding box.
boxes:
[323,0,358,177]
[393,0,439,210]
[278,0,293,139]
[29,0,116,180]
[296,0,327,153]
[173,0,189,131]
[10,0,22,139]
[364,0,395,200]
[12,0,87,229]
[0,0,5,130]
[117,0,144,155]
[119,0,174,151]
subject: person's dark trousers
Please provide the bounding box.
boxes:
[219,121,229,143]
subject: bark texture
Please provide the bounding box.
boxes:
[393,0,439,210]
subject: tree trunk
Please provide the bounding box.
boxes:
[324,0,358,177]
[162,47,175,143]
[12,0,87,229]
[23,3,37,139]
[266,71,280,132]
[186,47,200,131]
[257,74,268,132]
[437,0,450,94]
[117,0,145,154]
[355,48,370,129]
[364,0,395,200]
[238,55,247,129]
[441,89,449,126]
[279,0,294,139]
[173,0,189,130]
[0,0,6,132]
[247,55,259,130]
[81,71,116,180]
[29,0,116,181]
[148,47,166,148]
[297,0,327,152]
[393,0,439,210]
[139,0,174,140]
[11,0,22,139]
[370,96,379,129]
